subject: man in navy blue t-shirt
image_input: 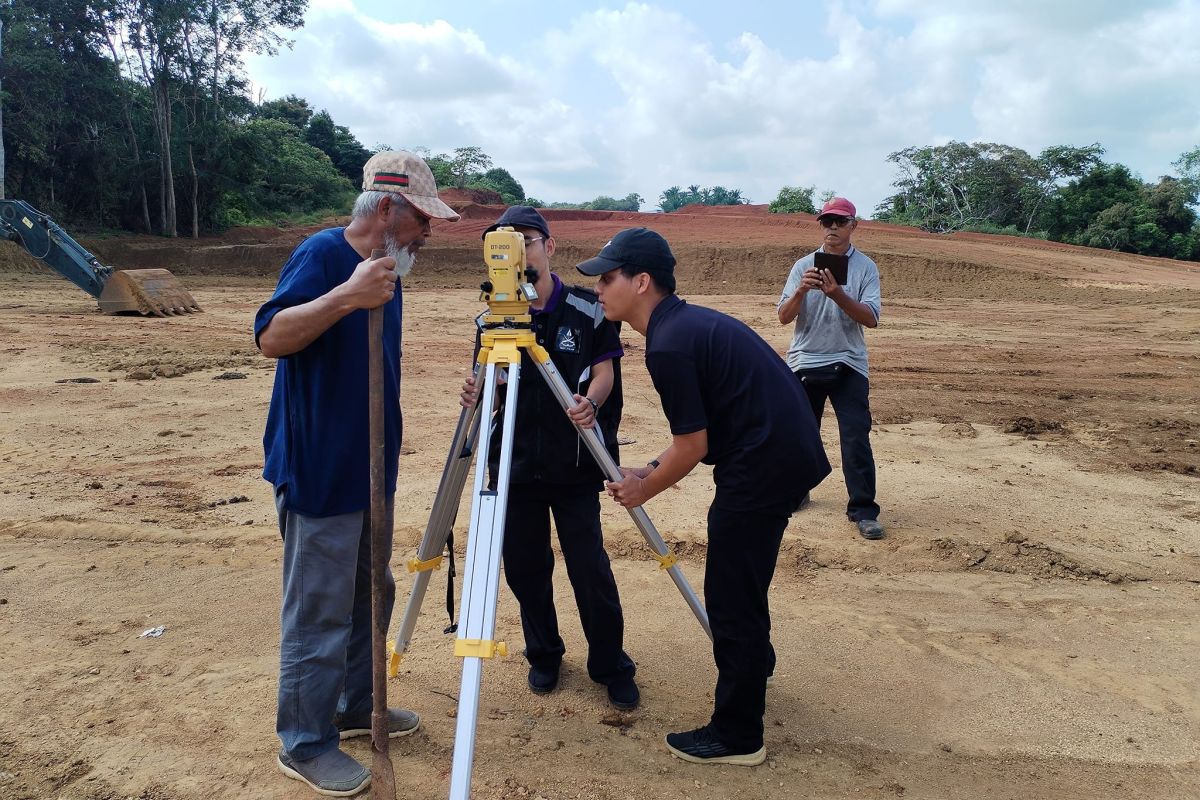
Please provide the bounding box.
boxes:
[577,228,831,767]
[255,151,459,797]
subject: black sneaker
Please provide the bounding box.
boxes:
[665,725,766,766]
[334,707,420,739]
[277,748,370,797]
[527,665,559,695]
[606,677,640,710]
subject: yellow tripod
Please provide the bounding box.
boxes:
[389,228,711,800]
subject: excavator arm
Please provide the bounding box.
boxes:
[0,199,200,316]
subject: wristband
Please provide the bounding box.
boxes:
[585,397,599,414]
[647,459,660,470]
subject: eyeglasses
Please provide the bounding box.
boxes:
[819,216,853,229]
[522,236,544,247]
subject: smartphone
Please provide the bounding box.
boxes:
[813,251,849,285]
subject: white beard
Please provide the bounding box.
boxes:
[384,233,417,277]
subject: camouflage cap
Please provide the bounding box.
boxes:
[362,150,460,221]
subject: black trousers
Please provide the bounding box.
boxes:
[705,504,788,751]
[501,481,635,685]
[796,364,881,521]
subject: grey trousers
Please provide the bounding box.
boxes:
[274,487,395,760]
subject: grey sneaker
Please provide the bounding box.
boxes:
[335,707,420,739]
[277,748,369,797]
[856,519,884,540]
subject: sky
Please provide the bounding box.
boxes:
[243,0,1200,215]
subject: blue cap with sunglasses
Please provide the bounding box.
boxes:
[483,205,551,240]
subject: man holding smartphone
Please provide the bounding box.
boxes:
[777,197,884,540]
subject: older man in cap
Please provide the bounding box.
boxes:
[460,206,639,711]
[256,151,459,796]
[579,228,830,766]
[777,197,884,540]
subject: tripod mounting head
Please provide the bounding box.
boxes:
[481,226,539,326]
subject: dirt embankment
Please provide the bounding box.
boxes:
[2,204,1199,799]
[6,203,1197,307]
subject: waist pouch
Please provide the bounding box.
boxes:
[797,362,845,388]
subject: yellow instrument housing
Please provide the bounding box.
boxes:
[481,227,533,325]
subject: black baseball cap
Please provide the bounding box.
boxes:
[575,227,676,277]
[483,205,550,239]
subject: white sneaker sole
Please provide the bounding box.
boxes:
[666,743,767,766]
[276,755,370,797]
[338,720,421,740]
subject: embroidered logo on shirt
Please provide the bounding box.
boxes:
[555,326,580,353]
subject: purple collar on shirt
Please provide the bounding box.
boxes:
[531,272,564,315]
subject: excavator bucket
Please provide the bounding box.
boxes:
[97,269,201,317]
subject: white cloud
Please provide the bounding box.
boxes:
[245,0,1200,214]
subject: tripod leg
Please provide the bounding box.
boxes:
[449,359,522,800]
[389,369,486,676]
[531,353,712,640]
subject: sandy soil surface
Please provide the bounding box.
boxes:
[1,208,1199,799]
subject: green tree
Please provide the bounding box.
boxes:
[658,184,747,212]
[472,167,525,204]
[304,109,370,180]
[768,185,816,214]
[876,141,1037,232]
[1,0,130,224]
[449,146,492,187]
[1018,143,1105,233]
[1078,202,1167,254]
[1172,146,1200,199]
[1145,176,1198,236]
[1047,163,1144,241]
[109,0,307,236]
[258,94,312,130]
[657,185,686,212]
[219,117,352,224]
[587,192,642,211]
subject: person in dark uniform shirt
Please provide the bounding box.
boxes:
[460,206,639,710]
[577,227,830,766]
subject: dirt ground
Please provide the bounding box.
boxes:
[1,206,1198,799]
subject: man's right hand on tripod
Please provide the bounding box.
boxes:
[460,372,508,410]
[460,374,479,409]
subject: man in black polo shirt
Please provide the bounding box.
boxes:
[460,206,639,710]
[577,227,830,766]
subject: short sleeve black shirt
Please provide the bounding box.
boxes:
[645,295,831,513]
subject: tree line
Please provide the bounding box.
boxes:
[870,141,1200,261]
[3,2,1196,262]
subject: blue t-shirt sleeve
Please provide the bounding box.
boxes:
[646,350,708,435]
[253,243,332,348]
